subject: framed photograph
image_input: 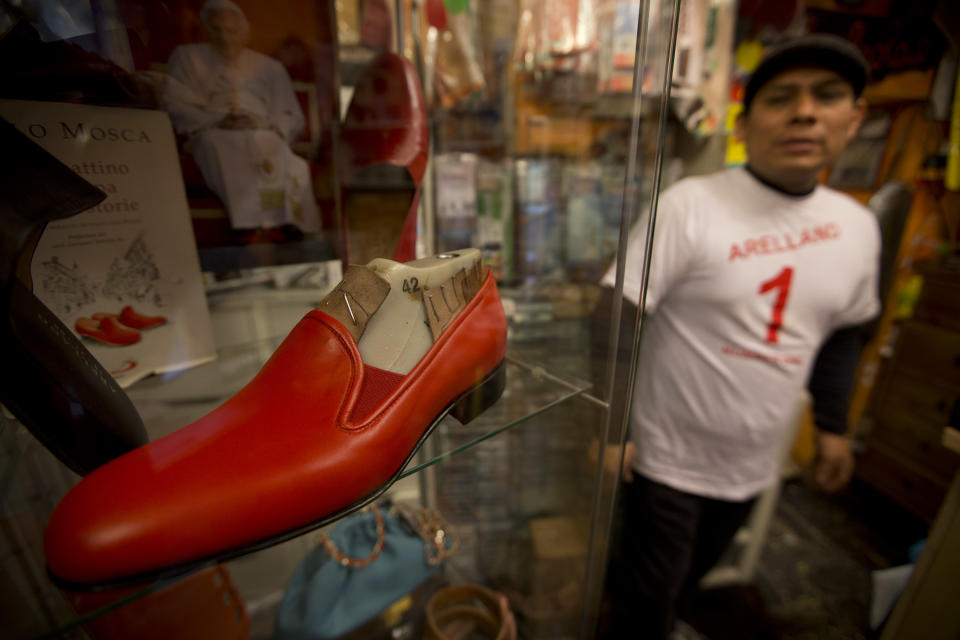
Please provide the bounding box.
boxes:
[3,0,341,273]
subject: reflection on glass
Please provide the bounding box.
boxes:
[0,0,679,637]
[164,0,320,237]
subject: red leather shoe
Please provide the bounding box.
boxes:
[45,249,506,588]
[340,52,428,264]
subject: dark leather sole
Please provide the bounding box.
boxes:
[0,119,148,476]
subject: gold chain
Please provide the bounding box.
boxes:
[319,505,386,568]
[392,503,460,566]
[318,503,459,569]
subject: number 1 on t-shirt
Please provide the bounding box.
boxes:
[758,267,794,344]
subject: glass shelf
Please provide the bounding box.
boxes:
[196,235,338,273]
[401,354,591,479]
[0,0,682,633]
[7,317,592,638]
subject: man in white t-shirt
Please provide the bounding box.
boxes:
[598,35,878,639]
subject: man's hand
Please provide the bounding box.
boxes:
[218,112,253,129]
[619,441,635,483]
[813,431,854,492]
[218,111,270,130]
[587,439,635,484]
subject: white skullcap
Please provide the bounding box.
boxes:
[200,0,250,34]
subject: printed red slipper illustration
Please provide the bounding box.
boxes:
[76,306,166,346]
[45,249,507,589]
[118,305,167,329]
[76,316,142,346]
[92,306,168,330]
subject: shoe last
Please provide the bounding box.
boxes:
[340,52,429,264]
[340,52,429,185]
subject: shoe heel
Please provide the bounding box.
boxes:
[3,281,148,474]
[1,119,106,235]
[2,119,107,294]
[450,360,506,425]
[0,120,147,475]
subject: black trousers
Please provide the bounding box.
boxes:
[606,475,757,640]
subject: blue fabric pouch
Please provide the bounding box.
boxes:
[275,506,440,640]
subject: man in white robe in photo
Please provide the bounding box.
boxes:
[163,0,320,234]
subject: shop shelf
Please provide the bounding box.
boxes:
[4,322,591,638]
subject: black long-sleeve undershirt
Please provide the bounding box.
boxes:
[806,325,868,435]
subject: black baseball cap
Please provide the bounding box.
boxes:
[743,34,870,111]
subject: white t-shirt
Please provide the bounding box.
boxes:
[603,168,880,500]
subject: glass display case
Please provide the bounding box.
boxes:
[0,1,682,638]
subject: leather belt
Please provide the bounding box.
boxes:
[425,584,507,640]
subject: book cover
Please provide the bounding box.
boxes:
[0,99,215,387]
